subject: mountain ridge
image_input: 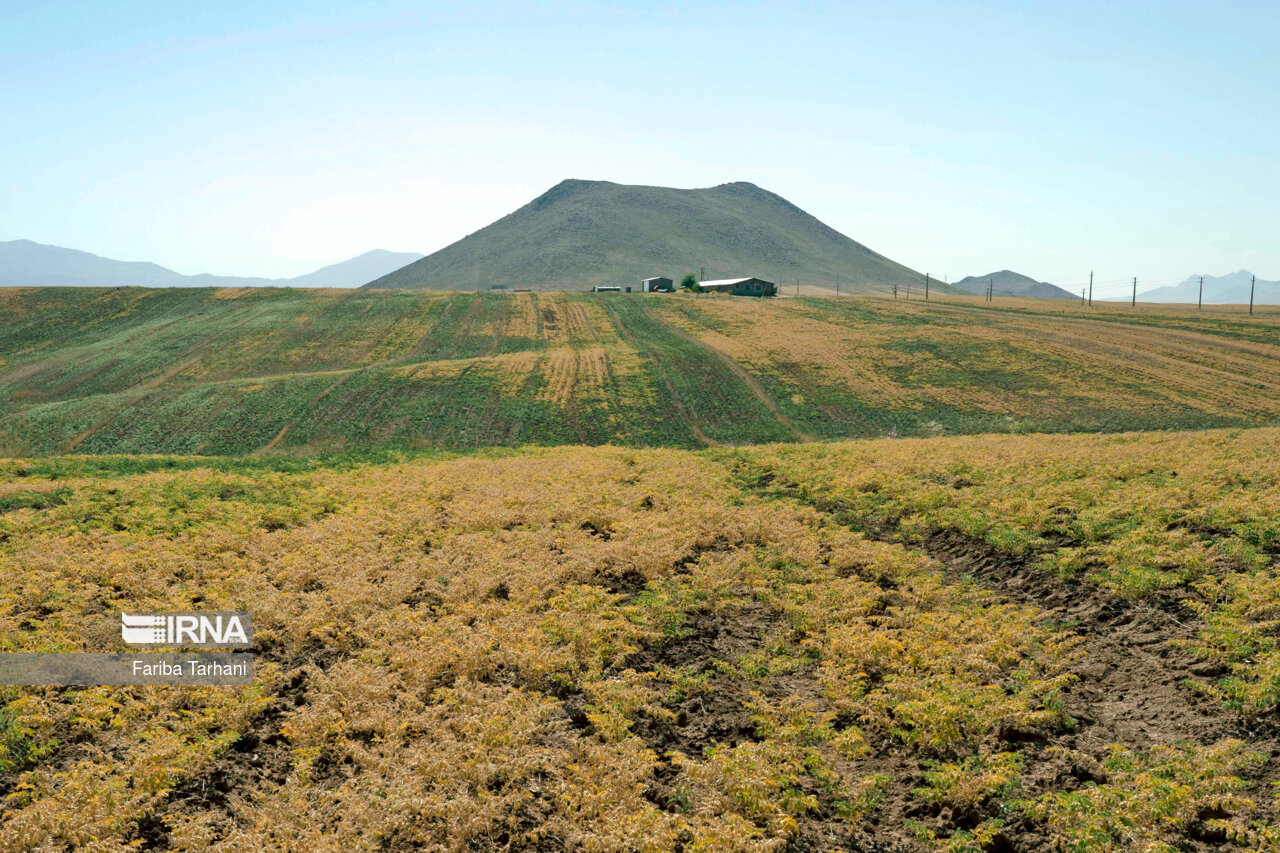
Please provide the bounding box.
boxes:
[952,269,1077,300]
[365,179,946,293]
[1133,270,1280,305]
[0,240,423,289]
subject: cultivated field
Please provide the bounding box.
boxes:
[3,428,1280,850]
[3,287,1280,456]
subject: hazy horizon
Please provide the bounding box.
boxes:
[4,2,1277,298]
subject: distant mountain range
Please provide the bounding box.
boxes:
[952,270,1077,300]
[1133,271,1280,305]
[366,179,948,293]
[0,240,422,288]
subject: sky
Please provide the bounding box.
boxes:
[2,1,1277,298]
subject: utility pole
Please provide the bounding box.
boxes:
[1250,275,1256,316]
[796,278,800,296]
[893,282,898,299]
[1081,288,1085,306]
[1088,271,1093,306]
[1198,275,1204,310]
[836,278,840,297]
[988,278,993,302]
[925,273,930,301]
[1132,277,1137,307]
[700,266,704,283]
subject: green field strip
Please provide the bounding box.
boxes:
[601,297,794,445]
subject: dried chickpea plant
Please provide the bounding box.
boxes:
[1,430,1279,849]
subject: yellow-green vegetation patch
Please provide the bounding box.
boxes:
[2,430,1278,849]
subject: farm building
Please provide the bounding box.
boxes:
[698,277,777,297]
[592,285,623,293]
[642,276,674,293]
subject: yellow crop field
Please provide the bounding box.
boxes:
[3,428,1280,850]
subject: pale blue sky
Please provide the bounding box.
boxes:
[2,1,1276,296]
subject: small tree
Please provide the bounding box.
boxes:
[681,273,700,293]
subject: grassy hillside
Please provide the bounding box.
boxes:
[364,180,946,293]
[3,429,1280,849]
[3,286,1280,456]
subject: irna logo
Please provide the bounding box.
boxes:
[121,612,252,648]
